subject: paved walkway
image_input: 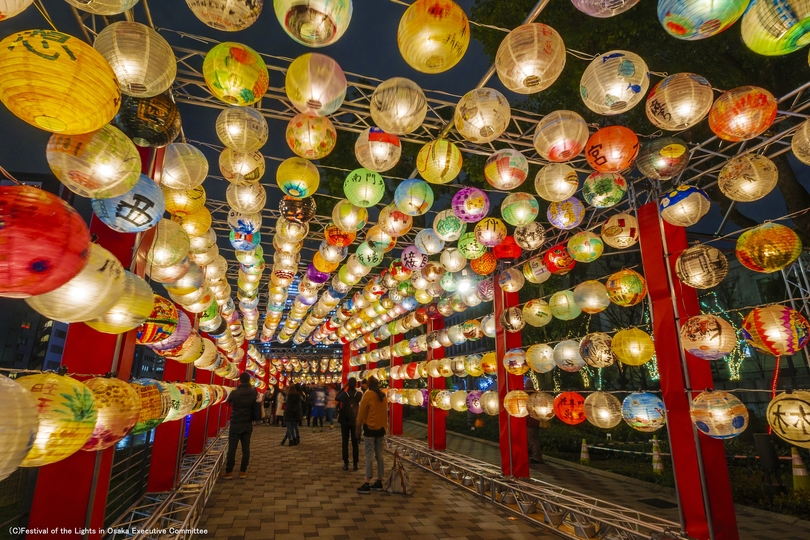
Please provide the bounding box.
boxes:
[199,423,557,539]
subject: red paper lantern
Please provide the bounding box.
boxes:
[0,185,91,298]
[543,244,576,275]
[492,236,522,259]
[585,126,639,173]
[709,86,776,142]
[405,362,419,379]
[324,222,356,247]
[470,251,497,275]
[553,391,586,425]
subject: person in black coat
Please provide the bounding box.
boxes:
[336,378,363,470]
[222,372,258,479]
[282,384,304,446]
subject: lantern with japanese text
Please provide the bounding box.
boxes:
[601,213,639,249]
[584,392,623,428]
[736,223,802,273]
[92,174,164,233]
[646,72,714,131]
[767,391,810,449]
[580,50,649,115]
[554,392,586,425]
[547,197,584,230]
[585,126,639,173]
[495,23,566,93]
[475,217,507,248]
[622,392,666,432]
[344,168,384,207]
[397,0,469,74]
[680,315,737,360]
[458,233,486,259]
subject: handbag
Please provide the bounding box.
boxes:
[383,449,413,495]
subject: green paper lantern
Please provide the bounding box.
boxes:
[501,192,539,226]
[458,232,487,259]
[356,242,384,267]
[582,172,627,208]
[567,231,604,263]
[344,168,385,208]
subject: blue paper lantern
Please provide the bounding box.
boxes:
[91,173,164,233]
[394,179,434,216]
[230,230,261,251]
[622,392,667,432]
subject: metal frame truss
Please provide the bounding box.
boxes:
[782,254,810,367]
[384,436,688,540]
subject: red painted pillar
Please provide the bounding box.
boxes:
[187,369,211,454]
[342,343,352,386]
[638,202,738,540]
[494,279,530,478]
[147,359,191,492]
[220,376,231,428]
[208,375,224,439]
[427,317,446,451]
[389,334,404,436]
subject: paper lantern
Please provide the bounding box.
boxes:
[473,218,506,248]
[460,354,482,377]
[431,210,465,243]
[172,207,212,238]
[354,129,401,174]
[680,315,737,360]
[137,295,178,344]
[330,199,366,233]
[500,307,525,333]
[450,188,488,224]
[689,390,749,440]
[470,252,496,275]
[767,391,810,448]
[465,390,483,414]
[521,259,549,287]
[522,393,553,423]
[600,213,638,250]
[85,272,154,334]
[498,193,538,229]
[514,224,545,253]
[457,233,486,260]
[163,186,206,217]
[370,77,427,135]
[344,168,385,208]
[0,186,91,298]
[741,0,810,55]
[230,230,260,251]
[547,197,585,230]
[709,86,777,142]
[580,50,649,115]
[552,392,585,425]
[567,232,604,263]
[455,88,510,144]
[216,106,268,153]
[612,328,655,365]
[286,53,346,116]
[276,157,320,198]
[203,42,268,106]
[449,390,468,412]
[82,377,140,451]
[0,30,120,134]
[483,149,527,190]
[659,185,711,227]
[366,225,394,252]
[160,144,207,191]
[606,269,647,307]
[481,391,500,416]
[585,126,639,173]
[582,392,622,430]
[793,119,810,164]
[622,392,666,432]
[718,154,778,202]
[413,229,443,255]
[573,280,610,315]
[439,248,466,273]
[0,0,34,20]
[544,244,576,275]
[187,0,263,31]
[675,244,728,288]
[227,182,266,213]
[498,268,525,293]
[533,111,589,162]
[114,92,182,148]
[18,374,97,467]
[646,72,714,131]
[658,0,747,40]
[742,305,810,356]
[495,23,565,94]
[378,205,412,238]
[481,314,497,338]
[145,219,191,268]
[94,22,176,99]
[280,196,317,224]
[0,374,38,482]
[26,244,125,323]
[524,345,552,374]
[501,348,528,376]
[552,340,585,372]
[397,0,469,74]
[573,0,640,16]
[581,172,625,208]
[394,179,434,216]
[549,291,582,321]
[417,139,463,184]
[636,137,690,181]
[736,223,802,273]
[520,299,550,328]
[580,332,615,368]
[286,113,337,159]
[92,174,164,233]
[274,0,352,46]
[503,390,529,418]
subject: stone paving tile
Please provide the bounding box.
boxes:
[199,424,559,539]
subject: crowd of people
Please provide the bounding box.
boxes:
[221,374,390,493]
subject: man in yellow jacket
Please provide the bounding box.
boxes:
[355,376,389,494]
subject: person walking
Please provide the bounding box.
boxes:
[326,383,338,430]
[221,372,258,480]
[336,378,362,471]
[282,384,303,446]
[262,390,273,425]
[356,376,388,494]
[311,384,327,432]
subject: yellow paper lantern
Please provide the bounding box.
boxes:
[82,377,141,451]
[0,374,38,482]
[417,139,463,184]
[534,163,579,202]
[0,30,121,134]
[85,271,155,334]
[18,374,97,467]
[172,207,212,237]
[397,0,470,74]
[220,148,265,185]
[450,390,468,412]
[286,113,337,159]
[523,299,552,327]
[736,223,802,273]
[186,0,262,31]
[161,143,209,190]
[606,268,647,307]
[741,0,810,56]
[147,220,190,270]
[495,23,566,94]
[94,22,176,98]
[718,154,778,202]
[612,328,655,366]
[227,182,266,213]
[792,119,810,164]
[277,157,320,198]
[203,42,268,106]
[286,53,347,116]
[580,50,649,115]
[163,185,206,216]
[66,0,138,15]
[370,77,427,135]
[767,391,810,449]
[504,390,529,418]
[646,73,714,130]
[455,88,511,144]
[584,392,622,429]
[274,0,353,47]
[216,106,268,153]
[675,244,728,289]
[26,244,125,323]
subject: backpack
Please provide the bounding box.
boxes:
[339,389,361,426]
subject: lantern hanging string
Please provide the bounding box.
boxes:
[387,0,512,33]
[678,207,810,249]
[0,165,23,186]
[33,0,58,31]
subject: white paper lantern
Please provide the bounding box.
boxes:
[216,106,268,153]
[0,374,39,482]
[718,154,778,202]
[535,163,579,202]
[370,77,427,135]
[680,314,737,360]
[533,110,589,162]
[454,88,510,144]
[495,23,566,94]
[553,340,586,372]
[581,50,649,115]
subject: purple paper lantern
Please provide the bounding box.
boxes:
[402,245,428,270]
[409,337,422,353]
[148,312,191,352]
[426,303,441,319]
[419,388,429,408]
[306,264,330,284]
[452,187,490,223]
[476,279,495,301]
[467,390,484,414]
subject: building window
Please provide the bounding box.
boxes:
[55,329,67,339]
[20,321,31,330]
[49,345,63,354]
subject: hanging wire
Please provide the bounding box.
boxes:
[0,165,23,186]
[33,0,58,31]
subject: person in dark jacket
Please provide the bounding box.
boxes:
[221,372,258,480]
[282,384,303,446]
[336,378,362,471]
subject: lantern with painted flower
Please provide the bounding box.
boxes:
[82,377,141,451]
[286,113,336,159]
[0,374,38,482]
[567,232,604,263]
[274,0,352,47]
[485,149,528,190]
[547,197,585,230]
[767,391,810,449]
[580,50,649,115]
[533,111,589,162]
[675,244,728,288]
[601,213,639,249]
[622,392,666,432]
[736,223,802,273]
[543,244,576,275]
[285,53,346,116]
[549,291,582,321]
[580,332,615,368]
[612,328,655,366]
[398,0,470,74]
[496,23,566,93]
[660,185,711,227]
[658,0,748,40]
[742,305,809,357]
[718,154,778,202]
[585,126,639,173]
[680,315,737,360]
[355,128,401,173]
[0,29,121,135]
[394,179,434,216]
[606,269,646,307]
[433,209,467,242]
[92,174,164,233]
[584,392,623,429]
[554,392,586,425]
[573,280,610,314]
[501,193,539,227]
[370,77,427,135]
[636,137,690,180]
[582,172,626,208]
[709,86,777,142]
[690,390,749,439]
[203,42,268,106]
